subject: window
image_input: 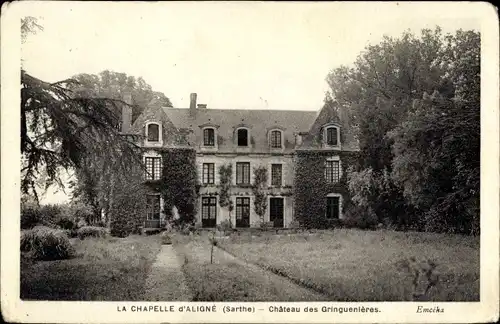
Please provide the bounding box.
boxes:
[201,197,217,227]
[145,157,162,180]
[202,163,215,184]
[203,128,215,146]
[326,126,339,146]
[325,160,340,183]
[235,197,250,227]
[270,130,282,148]
[326,196,340,219]
[237,128,249,146]
[147,123,160,142]
[236,162,250,185]
[271,164,282,187]
[146,195,161,220]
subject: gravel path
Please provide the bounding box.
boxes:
[143,245,192,301]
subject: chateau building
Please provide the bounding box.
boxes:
[122,93,359,229]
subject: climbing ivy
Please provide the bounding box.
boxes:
[294,150,358,228]
[218,164,233,225]
[252,166,268,224]
[144,148,198,225]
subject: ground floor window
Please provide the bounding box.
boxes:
[201,196,217,228]
[326,196,340,219]
[235,197,250,227]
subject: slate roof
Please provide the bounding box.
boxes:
[163,108,318,154]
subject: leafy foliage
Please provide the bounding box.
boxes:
[21,226,75,260]
[217,219,233,236]
[218,164,234,226]
[68,70,173,122]
[152,148,198,225]
[77,226,108,240]
[108,161,148,237]
[327,28,480,234]
[294,151,356,228]
[252,166,268,224]
[21,70,142,200]
[218,164,234,209]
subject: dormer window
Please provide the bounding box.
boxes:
[203,128,215,146]
[270,130,282,149]
[146,122,160,142]
[325,125,340,147]
[237,128,249,147]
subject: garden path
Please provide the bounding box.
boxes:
[143,245,192,301]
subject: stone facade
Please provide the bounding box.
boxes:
[126,93,359,229]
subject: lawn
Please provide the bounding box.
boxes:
[173,233,325,301]
[218,229,480,301]
[21,235,162,300]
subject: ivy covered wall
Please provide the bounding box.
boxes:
[144,147,198,225]
[294,150,358,228]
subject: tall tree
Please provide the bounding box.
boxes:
[68,71,173,122]
[389,30,480,234]
[21,17,141,201]
[327,27,449,171]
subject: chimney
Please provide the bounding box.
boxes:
[121,92,133,133]
[197,104,207,109]
[189,93,197,117]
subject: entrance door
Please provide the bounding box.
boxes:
[201,197,217,228]
[235,197,250,228]
[269,198,284,228]
[146,194,161,228]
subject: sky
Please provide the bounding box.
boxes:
[17,1,483,203]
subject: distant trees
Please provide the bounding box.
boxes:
[68,71,173,122]
[329,28,480,234]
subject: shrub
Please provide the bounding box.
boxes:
[259,221,273,232]
[217,219,232,236]
[38,204,64,227]
[62,229,78,238]
[342,205,378,230]
[64,202,96,226]
[20,226,75,260]
[21,201,40,229]
[161,231,172,245]
[77,226,107,240]
[181,226,192,236]
[56,216,76,230]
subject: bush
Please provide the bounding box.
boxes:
[180,226,192,236]
[20,226,75,260]
[217,219,232,236]
[62,229,78,238]
[342,205,378,230]
[21,203,65,229]
[77,226,107,240]
[38,204,64,227]
[259,221,273,232]
[56,216,76,230]
[64,202,96,226]
[21,201,40,229]
[161,231,172,245]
